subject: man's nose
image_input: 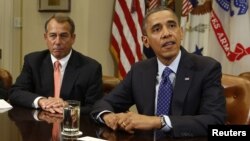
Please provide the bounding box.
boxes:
[55,36,62,44]
[161,27,171,38]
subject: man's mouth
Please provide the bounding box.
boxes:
[53,47,63,51]
[161,41,175,48]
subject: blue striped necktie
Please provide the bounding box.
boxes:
[156,67,173,115]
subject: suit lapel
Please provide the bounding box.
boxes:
[60,50,80,98]
[40,54,54,97]
[142,58,158,115]
[172,48,194,115]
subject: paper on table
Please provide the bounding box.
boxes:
[77,136,107,141]
[0,99,13,113]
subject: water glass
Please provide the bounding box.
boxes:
[62,100,82,136]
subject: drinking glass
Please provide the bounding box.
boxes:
[61,100,82,136]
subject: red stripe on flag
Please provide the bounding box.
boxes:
[182,0,193,16]
[119,0,143,61]
[111,35,120,60]
[110,0,145,79]
[111,35,126,78]
[134,0,143,29]
[148,0,159,10]
[113,11,135,65]
[134,0,144,60]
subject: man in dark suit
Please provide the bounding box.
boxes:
[9,13,103,114]
[91,7,226,137]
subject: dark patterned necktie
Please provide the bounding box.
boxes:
[156,67,173,115]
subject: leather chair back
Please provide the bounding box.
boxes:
[239,72,250,81]
[102,75,120,94]
[222,74,250,124]
[0,68,12,90]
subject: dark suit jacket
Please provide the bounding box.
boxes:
[91,47,226,137]
[9,49,103,114]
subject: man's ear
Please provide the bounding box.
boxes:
[44,33,47,40]
[141,36,150,48]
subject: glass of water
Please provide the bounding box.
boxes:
[61,100,82,137]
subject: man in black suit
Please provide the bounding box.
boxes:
[9,13,103,114]
[91,7,226,137]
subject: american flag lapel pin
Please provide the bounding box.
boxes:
[185,77,190,81]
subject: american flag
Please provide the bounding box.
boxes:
[110,0,161,79]
[182,0,193,16]
[110,0,145,79]
[147,0,160,11]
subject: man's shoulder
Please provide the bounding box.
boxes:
[188,53,219,65]
[135,57,156,65]
[71,50,101,66]
[183,52,221,73]
[25,50,50,58]
[132,57,157,70]
[181,47,220,65]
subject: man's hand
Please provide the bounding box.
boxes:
[107,112,161,134]
[38,97,66,114]
[102,112,120,130]
[117,112,161,133]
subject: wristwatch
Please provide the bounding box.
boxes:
[159,115,166,128]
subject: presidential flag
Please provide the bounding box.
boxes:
[180,0,212,56]
[208,0,250,75]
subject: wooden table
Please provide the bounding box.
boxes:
[0,106,207,141]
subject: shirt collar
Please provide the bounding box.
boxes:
[51,49,72,69]
[157,50,181,76]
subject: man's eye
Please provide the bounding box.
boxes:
[60,34,69,38]
[49,34,56,39]
[168,23,176,28]
[152,27,161,32]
